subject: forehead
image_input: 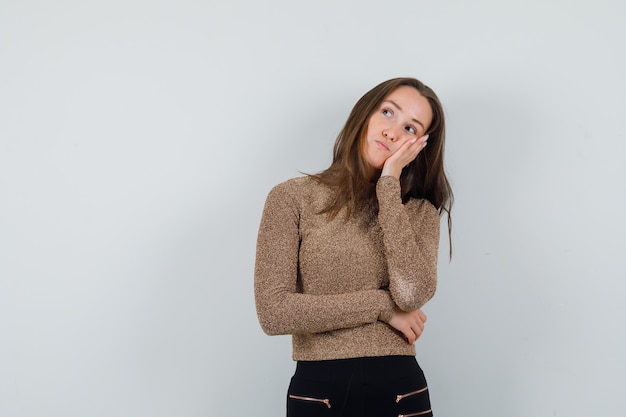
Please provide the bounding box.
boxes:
[383,86,433,126]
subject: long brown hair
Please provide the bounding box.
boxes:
[312,77,453,250]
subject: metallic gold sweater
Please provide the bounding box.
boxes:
[254,175,440,361]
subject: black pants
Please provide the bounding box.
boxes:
[287,355,432,417]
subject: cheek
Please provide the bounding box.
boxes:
[365,116,381,133]
[359,135,372,160]
[362,142,381,168]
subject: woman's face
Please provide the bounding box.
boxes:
[362,86,433,169]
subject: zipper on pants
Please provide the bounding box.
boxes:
[396,386,431,417]
[395,386,428,403]
[288,394,331,409]
[398,410,432,417]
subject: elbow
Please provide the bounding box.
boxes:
[258,317,282,336]
[255,287,293,335]
[256,307,289,336]
[392,273,437,311]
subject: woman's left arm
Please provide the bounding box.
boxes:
[376,175,440,311]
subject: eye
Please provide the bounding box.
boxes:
[405,125,417,135]
[382,109,393,118]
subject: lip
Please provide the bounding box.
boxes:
[375,140,389,151]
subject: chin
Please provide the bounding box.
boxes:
[362,151,384,170]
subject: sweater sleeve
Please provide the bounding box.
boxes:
[376,176,440,311]
[254,182,396,336]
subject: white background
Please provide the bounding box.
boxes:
[1,1,625,416]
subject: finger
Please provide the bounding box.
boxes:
[412,314,426,335]
[390,142,421,168]
[414,320,424,335]
[406,135,427,148]
[411,136,428,155]
[402,324,417,344]
[400,136,428,162]
[417,309,427,323]
[411,325,421,342]
[409,309,425,325]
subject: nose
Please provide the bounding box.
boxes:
[383,128,397,141]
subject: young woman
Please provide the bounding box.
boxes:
[254,77,453,417]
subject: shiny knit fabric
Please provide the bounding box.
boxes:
[254,175,440,361]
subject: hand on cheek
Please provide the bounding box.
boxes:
[381,134,429,179]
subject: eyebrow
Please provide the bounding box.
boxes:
[383,99,426,131]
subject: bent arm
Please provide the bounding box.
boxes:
[376,176,440,311]
[254,183,395,336]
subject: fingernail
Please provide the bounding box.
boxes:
[410,138,417,143]
[424,134,430,140]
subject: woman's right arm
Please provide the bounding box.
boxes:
[254,183,396,336]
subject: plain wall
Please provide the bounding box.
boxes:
[1,1,625,416]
